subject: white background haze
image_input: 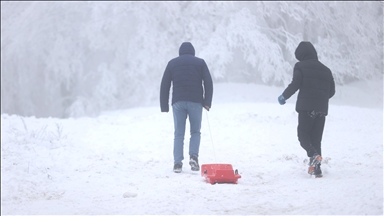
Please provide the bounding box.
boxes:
[1,1,383,118]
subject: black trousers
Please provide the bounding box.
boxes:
[297,111,326,157]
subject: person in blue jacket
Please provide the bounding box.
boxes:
[278,41,335,178]
[160,42,213,173]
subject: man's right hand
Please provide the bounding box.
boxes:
[278,95,286,105]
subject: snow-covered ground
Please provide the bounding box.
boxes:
[1,82,383,215]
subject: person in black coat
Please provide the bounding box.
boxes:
[278,41,335,177]
[160,42,213,173]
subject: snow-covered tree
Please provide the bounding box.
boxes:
[1,1,382,118]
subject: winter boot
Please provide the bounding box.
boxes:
[314,164,323,178]
[173,164,182,173]
[308,153,322,175]
[189,156,200,171]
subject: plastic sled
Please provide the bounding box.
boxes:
[201,164,241,184]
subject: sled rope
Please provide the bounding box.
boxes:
[205,109,217,163]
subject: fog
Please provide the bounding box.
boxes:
[1,1,383,118]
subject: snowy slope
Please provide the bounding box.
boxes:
[1,83,383,215]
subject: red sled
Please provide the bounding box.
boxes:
[201,164,241,184]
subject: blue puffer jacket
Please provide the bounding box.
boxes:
[160,42,213,112]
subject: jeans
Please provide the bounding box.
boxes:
[172,101,203,166]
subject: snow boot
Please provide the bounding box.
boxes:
[314,164,323,178]
[308,153,322,175]
[189,156,200,171]
[173,164,182,173]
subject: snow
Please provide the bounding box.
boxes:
[1,82,383,215]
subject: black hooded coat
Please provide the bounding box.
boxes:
[282,41,335,115]
[160,42,213,112]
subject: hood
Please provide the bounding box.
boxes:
[179,42,195,56]
[295,41,318,61]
